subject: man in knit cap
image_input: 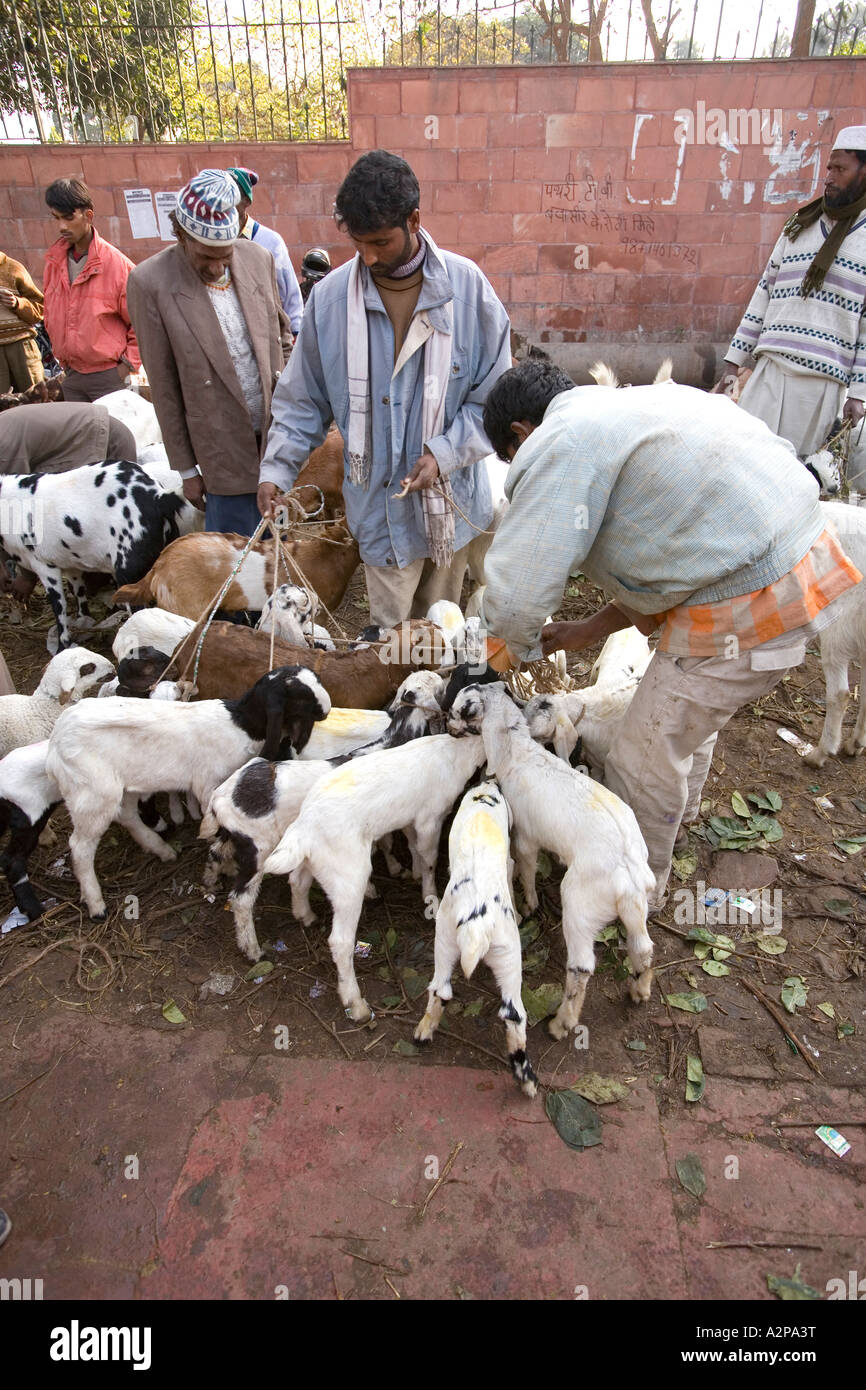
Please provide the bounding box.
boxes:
[128,168,291,534]
[226,167,304,336]
[718,124,866,458]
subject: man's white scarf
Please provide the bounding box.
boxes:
[346,230,455,567]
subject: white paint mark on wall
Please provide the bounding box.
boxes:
[744,181,755,204]
[660,125,688,206]
[719,151,733,201]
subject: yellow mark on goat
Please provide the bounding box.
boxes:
[323,765,358,794]
[465,810,507,853]
[320,708,383,733]
[588,781,619,812]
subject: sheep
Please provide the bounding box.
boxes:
[0,741,61,920]
[0,647,115,759]
[803,500,866,768]
[111,518,360,619]
[45,666,331,919]
[112,608,195,664]
[163,618,449,708]
[414,779,538,1097]
[525,629,652,771]
[0,461,185,648]
[262,732,487,1019]
[446,682,656,1041]
[256,584,335,650]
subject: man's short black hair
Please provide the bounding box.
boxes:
[334,150,419,236]
[848,149,866,165]
[45,177,94,216]
[483,361,576,461]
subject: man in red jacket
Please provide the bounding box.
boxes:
[42,177,141,402]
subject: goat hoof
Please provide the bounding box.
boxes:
[802,747,827,769]
[345,1002,373,1023]
[547,1016,568,1041]
[842,737,864,758]
[627,972,653,1004]
[413,1021,435,1044]
[89,907,107,921]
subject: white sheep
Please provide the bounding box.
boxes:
[46,666,331,918]
[0,741,61,920]
[0,647,115,759]
[804,500,866,767]
[262,733,487,1019]
[414,779,537,1096]
[447,682,656,1041]
[525,629,652,771]
[112,608,195,664]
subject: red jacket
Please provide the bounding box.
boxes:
[42,228,141,373]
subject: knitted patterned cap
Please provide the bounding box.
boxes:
[227,167,259,203]
[175,169,240,244]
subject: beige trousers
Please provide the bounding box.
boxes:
[604,649,790,907]
[364,542,473,629]
[0,650,15,695]
[738,354,845,457]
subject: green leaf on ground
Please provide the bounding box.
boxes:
[685,1055,705,1102]
[536,850,553,880]
[731,791,750,818]
[162,1000,186,1024]
[385,927,398,950]
[625,1039,647,1051]
[518,916,540,947]
[816,1001,836,1019]
[392,1039,420,1057]
[570,1073,631,1105]
[244,959,273,981]
[837,1020,855,1039]
[757,935,788,955]
[522,981,564,1023]
[835,837,866,856]
[381,995,402,1008]
[852,798,866,815]
[693,942,711,960]
[675,1152,706,1196]
[701,959,730,977]
[748,788,783,812]
[766,1264,820,1301]
[523,945,550,974]
[709,815,759,840]
[665,991,707,1013]
[597,924,620,942]
[688,926,718,944]
[749,814,783,841]
[400,967,428,1000]
[462,998,485,1018]
[781,976,808,1014]
[545,1090,602,1150]
[700,799,712,815]
[671,852,697,882]
[824,898,853,917]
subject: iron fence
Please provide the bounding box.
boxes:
[1,0,863,144]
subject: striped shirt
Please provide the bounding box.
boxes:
[727,216,866,398]
[656,527,862,658]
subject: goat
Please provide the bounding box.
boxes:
[0,647,115,759]
[45,666,331,918]
[525,629,652,771]
[414,779,538,1096]
[803,500,866,768]
[288,425,345,519]
[262,733,487,1019]
[0,461,185,648]
[588,359,674,388]
[112,608,195,664]
[111,518,360,619]
[447,683,655,1041]
[299,670,445,761]
[0,741,61,920]
[163,618,449,707]
[256,583,334,650]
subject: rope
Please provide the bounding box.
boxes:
[391,478,495,536]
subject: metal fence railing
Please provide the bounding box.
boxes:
[1,0,863,145]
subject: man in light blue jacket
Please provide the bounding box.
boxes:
[258,150,512,626]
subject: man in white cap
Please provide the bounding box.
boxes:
[127,168,291,534]
[717,126,866,459]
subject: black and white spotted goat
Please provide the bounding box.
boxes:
[0,461,185,649]
[414,779,538,1097]
[45,665,330,919]
[447,682,656,1041]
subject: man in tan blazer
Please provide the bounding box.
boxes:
[127,169,291,535]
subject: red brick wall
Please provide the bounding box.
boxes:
[1,58,862,348]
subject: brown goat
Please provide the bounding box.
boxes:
[290,426,344,519]
[165,619,448,707]
[112,518,359,619]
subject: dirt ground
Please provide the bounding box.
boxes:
[1,571,864,1106]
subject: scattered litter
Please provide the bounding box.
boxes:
[676,1152,706,1197]
[546,1089,602,1150]
[354,940,372,958]
[199,970,235,999]
[814,796,835,813]
[730,894,756,914]
[309,979,326,998]
[792,853,807,862]
[1,906,29,934]
[701,888,728,908]
[815,1126,851,1157]
[203,894,215,904]
[775,727,814,756]
[49,856,71,876]
[274,939,288,953]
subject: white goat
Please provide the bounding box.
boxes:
[0,741,61,920]
[525,628,652,771]
[263,733,487,1019]
[465,588,570,687]
[804,500,866,767]
[256,583,335,650]
[447,683,655,1041]
[0,647,115,759]
[414,779,537,1096]
[112,608,195,664]
[46,666,330,918]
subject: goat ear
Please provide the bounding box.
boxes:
[553,713,578,762]
[262,693,285,761]
[58,670,78,706]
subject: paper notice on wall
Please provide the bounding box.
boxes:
[124,188,159,239]
[155,191,177,241]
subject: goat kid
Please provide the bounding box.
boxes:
[447,683,655,1041]
[804,500,866,767]
[414,779,538,1096]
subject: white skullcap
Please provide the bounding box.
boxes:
[832,125,866,151]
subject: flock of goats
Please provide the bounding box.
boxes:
[1,383,865,1096]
